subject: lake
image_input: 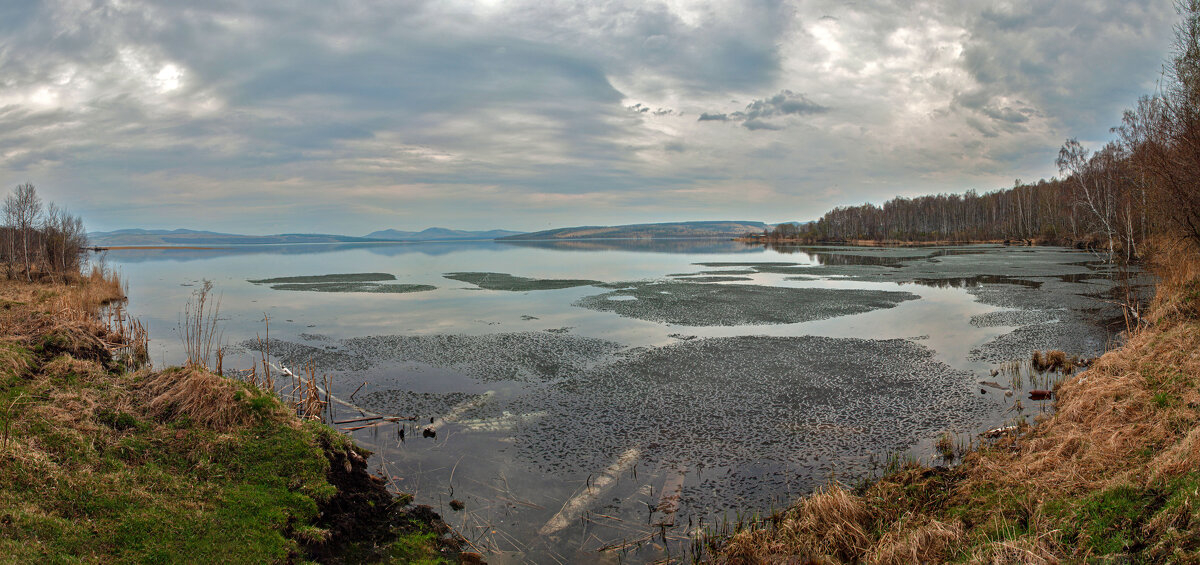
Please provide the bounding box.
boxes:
[106,239,1132,563]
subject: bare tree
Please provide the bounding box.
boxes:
[3,184,43,281]
[41,202,88,276]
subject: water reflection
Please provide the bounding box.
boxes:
[911,276,1045,289]
[102,240,512,263]
[498,237,760,254]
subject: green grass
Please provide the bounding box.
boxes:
[1073,484,1158,554]
[0,402,329,562]
[0,357,449,564]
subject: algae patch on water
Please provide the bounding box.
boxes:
[574,281,918,326]
[249,273,397,284]
[670,276,755,283]
[444,272,601,291]
[510,335,990,504]
[248,273,435,294]
[251,332,623,384]
[269,282,436,293]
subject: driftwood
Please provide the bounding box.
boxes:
[1028,389,1053,400]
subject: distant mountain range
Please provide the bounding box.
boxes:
[497,221,768,241]
[90,221,776,247]
[363,227,524,241]
[87,229,386,247]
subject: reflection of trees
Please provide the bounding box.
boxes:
[908,277,1045,289]
[104,238,764,264]
[763,243,903,266]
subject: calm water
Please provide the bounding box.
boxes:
[107,240,1126,563]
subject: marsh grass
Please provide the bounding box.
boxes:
[1031,349,1079,374]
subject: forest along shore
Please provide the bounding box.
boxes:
[735,237,1069,248]
[0,268,478,564]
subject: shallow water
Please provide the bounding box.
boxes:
[107,241,1133,563]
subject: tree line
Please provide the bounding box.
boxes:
[767,1,1200,264]
[1,183,89,280]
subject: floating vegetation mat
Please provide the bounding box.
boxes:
[358,390,487,420]
[247,272,434,294]
[507,335,991,507]
[965,278,1107,311]
[728,247,1110,285]
[444,272,601,291]
[969,317,1111,364]
[969,309,1059,328]
[249,272,396,283]
[247,332,623,384]
[574,281,918,326]
[694,261,800,268]
[668,269,758,277]
[268,282,436,293]
[669,276,755,283]
[244,338,371,372]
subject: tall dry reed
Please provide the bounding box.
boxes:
[177,280,222,370]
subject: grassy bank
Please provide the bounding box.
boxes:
[709,240,1200,563]
[0,271,467,563]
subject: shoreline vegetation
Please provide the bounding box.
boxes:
[0,190,474,563]
[734,237,1051,248]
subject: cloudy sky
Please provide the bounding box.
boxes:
[0,1,1179,234]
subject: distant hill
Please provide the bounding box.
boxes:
[498,238,763,254]
[497,221,767,241]
[364,227,524,241]
[88,230,388,247]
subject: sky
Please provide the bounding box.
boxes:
[0,0,1181,235]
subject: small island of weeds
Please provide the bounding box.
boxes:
[249,273,437,294]
[0,186,472,563]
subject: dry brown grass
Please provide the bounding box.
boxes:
[41,354,107,382]
[717,482,867,564]
[140,367,270,431]
[867,518,962,565]
[0,266,147,374]
[1146,238,1200,325]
